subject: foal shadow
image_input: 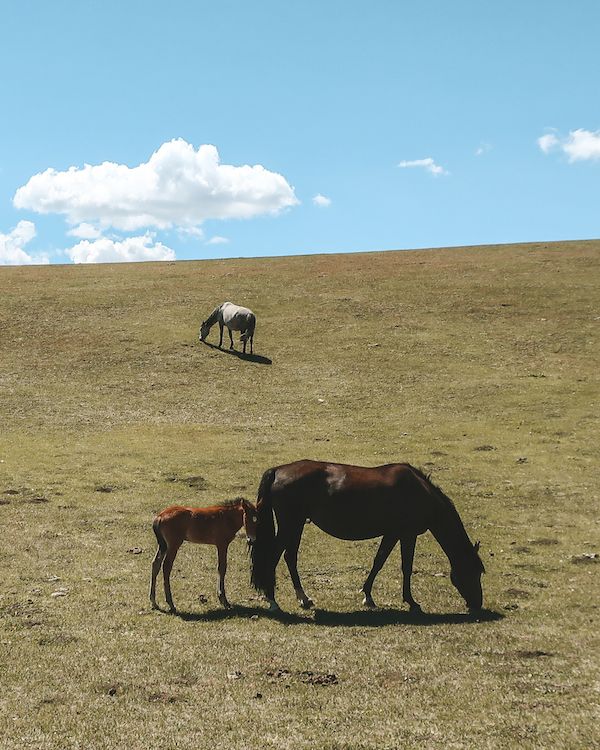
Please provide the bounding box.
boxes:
[199,340,272,365]
[173,604,308,624]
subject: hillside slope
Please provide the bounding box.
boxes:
[1,240,599,749]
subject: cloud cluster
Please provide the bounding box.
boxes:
[312,193,332,207]
[66,234,175,264]
[14,139,298,232]
[398,157,448,176]
[0,221,48,266]
[538,129,600,162]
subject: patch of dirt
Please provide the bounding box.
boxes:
[38,633,78,646]
[164,474,208,490]
[94,484,116,493]
[505,588,531,599]
[571,553,599,564]
[299,671,338,686]
[474,445,496,452]
[528,538,559,546]
[148,691,181,703]
[266,668,338,686]
[515,650,553,659]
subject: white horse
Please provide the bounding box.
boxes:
[199,302,256,354]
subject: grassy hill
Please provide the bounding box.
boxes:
[1,240,599,749]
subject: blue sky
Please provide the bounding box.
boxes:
[1,0,599,264]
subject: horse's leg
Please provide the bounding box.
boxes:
[282,521,313,609]
[242,333,247,355]
[218,322,224,348]
[400,535,422,612]
[150,546,165,609]
[228,327,234,349]
[361,535,398,608]
[216,542,231,608]
[250,335,253,355]
[263,535,285,611]
[162,544,181,613]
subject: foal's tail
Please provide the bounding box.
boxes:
[153,516,167,555]
[250,467,277,597]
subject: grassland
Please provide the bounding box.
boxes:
[0,240,599,749]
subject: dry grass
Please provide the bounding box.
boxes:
[1,240,599,749]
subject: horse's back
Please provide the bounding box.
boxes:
[155,504,241,545]
[269,460,431,540]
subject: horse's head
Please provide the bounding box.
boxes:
[199,321,210,341]
[450,541,484,611]
[240,498,258,543]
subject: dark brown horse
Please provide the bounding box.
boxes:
[250,460,484,613]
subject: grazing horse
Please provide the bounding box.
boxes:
[150,498,257,612]
[199,302,256,354]
[250,460,485,613]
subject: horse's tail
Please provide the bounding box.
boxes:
[240,313,256,342]
[152,516,167,554]
[250,467,277,596]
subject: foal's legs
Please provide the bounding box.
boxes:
[361,535,398,608]
[162,543,181,613]
[216,542,231,608]
[400,535,422,612]
[228,327,234,349]
[218,322,224,347]
[150,546,166,609]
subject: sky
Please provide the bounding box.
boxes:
[1,0,599,265]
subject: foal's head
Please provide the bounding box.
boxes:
[239,498,258,543]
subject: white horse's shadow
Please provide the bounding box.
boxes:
[200,340,272,365]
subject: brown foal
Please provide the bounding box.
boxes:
[150,498,257,612]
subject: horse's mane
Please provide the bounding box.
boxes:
[411,466,485,573]
[216,497,247,508]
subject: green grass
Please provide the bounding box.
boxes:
[1,240,599,749]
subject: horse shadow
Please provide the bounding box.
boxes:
[167,604,503,627]
[311,606,504,628]
[200,340,272,365]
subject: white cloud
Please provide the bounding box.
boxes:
[475,143,492,156]
[66,233,176,264]
[206,236,230,245]
[538,129,600,161]
[538,133,559,154]
[398,157,448,176]
[67,222,101,239]
[0,221,49,266]
[312,193,332,207]
[562,129,600,162]
[178,225,204,239]
[14,139,299,232]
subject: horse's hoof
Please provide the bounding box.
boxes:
[168,606,177,615]
[409,603,423,614]
[267,600,281,612]
[362,596,376,609]
[300,598,314,610]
